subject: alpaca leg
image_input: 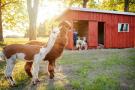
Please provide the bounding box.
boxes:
[5,58,16,86]
[48,61,55,79]
[24,62,33,77]
[31,61,40,85]
[31,55,43,85]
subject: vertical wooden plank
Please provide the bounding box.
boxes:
[132,16,135,48]
[117,15,122,48]
[113,14,118,48]
[66,21,74,49]
[125,15,131,48]
[131,16,135,47]
[124,16,127,48]
[129,16,132,47]
[102,13,108,48]
[103,14,111,48]
[109,14,114,48]
[88,21,98,48]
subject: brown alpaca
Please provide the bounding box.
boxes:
[25,41,45,77]
[0,21,71,86]
[26,40,46,46]
[25,21,71,79]
[1,27,61,86]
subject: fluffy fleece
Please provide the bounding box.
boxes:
[26,40,46,46]
[1,27,60,86]
[24,21,72,80]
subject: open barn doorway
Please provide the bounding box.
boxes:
[73,20,88,49]
[98,22,104,48]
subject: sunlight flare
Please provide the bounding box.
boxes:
[37,0,67,24]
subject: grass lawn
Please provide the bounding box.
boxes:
[0,37,48,50]
[0,38,135,90]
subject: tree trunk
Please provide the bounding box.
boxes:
[124,0,129,12]
[83,0,88,8]
[0,1,3,41]
[27,0,39,40]
[28,11,37,40]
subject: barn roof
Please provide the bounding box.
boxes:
[69,7,135,16]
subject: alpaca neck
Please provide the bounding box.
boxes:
[53,31,68,51]
[42,28,60,54]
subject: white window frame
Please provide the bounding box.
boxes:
[118,23,129,32]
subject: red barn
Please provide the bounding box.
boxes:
[58,8,135,49]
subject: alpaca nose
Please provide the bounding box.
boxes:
[53,31,56,34]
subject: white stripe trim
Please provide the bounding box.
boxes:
[69,7,135,16]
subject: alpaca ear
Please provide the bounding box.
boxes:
[58,21,63,27]
[59,21,72,30]
[64,21,72,27]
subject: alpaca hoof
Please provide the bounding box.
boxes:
[32,79,40,85]
[32,81,37,85]
[11,83,16,87]
[36,79,40,82]
[6,76,16,87]
[50,75,54,79]
[32,82,37,86]
[50,77,54,79]
[9,82,16,87]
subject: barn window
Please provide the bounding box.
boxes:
[118,23,129,32]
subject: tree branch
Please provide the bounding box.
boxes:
[1,1,19,7]
[129,0,135,4]
[129,1,135,4]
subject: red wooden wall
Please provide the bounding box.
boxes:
[66,30,73,49]
[88,21,98,48]
[61,10,135,49]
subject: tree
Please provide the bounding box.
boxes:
[64,0,82,7]
[27,0,39,40]
[0,0,20,41]
[0,0,3,41]
[124,0,135,12]
[124,0,129,11]
[2,0,28,31]
[99,0,135,12]
[83,0,88,8]
[67,0,96,8]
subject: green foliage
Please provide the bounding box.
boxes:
[65,0,83,7]
[66,0,135,12]
[97,0,135,12]
[87,0,97,8]
[2,0,28,32]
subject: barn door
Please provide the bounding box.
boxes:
[88,21,98,48]
[66,29,73,50]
